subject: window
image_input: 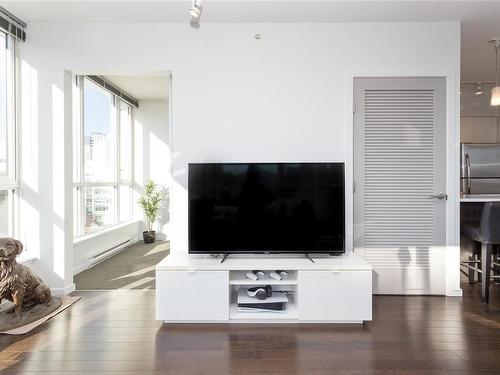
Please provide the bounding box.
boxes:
[73,77,134,237]
[0,31,17,238]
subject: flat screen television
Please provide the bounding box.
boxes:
[188,162,345,254]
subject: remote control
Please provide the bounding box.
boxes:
[270,270,288,280]
[246,270,265,281]
[269,271,281,281]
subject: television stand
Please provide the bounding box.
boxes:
[156,253,372,323]
[304,253,315,263]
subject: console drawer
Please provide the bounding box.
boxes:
[298,270,372,321]
[156,270,229,321]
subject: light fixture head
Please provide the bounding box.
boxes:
[475,82,483,96]
[490,39,500,49]
[190,0,202,18]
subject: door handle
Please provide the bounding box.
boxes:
[465,153,471,194]
[431,192,448,200]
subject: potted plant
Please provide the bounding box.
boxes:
[138,180,167,243]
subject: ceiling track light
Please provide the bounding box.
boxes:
[190,0,202,19]
[490,39,500,106]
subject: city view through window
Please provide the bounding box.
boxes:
[83,81,115,232]
[77,78,132,236]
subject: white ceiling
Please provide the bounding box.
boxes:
[105,75,170,100]
[3,1,500,24]
[3,1,500,81]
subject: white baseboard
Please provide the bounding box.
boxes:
[51,283,76,296]
[65,283,76,294]
[88,238,137,266]
[446,288,463,297]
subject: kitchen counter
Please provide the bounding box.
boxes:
[460,194,500,202]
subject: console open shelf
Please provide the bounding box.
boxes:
[229,298,298,321]
[229,270,298,285]
[229,284,297,320]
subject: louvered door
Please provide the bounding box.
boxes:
[354,77,446,295]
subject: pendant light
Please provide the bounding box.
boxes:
[490,39,500,106]
[475,82,483,96]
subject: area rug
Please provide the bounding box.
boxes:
[0,296,80,335]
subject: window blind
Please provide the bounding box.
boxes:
[0,7,26,42]
[85,75,139,108]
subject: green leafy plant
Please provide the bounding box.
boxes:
[138,180,168,233]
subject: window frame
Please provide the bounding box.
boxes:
[73,76,134,238]
[0,31,19,240]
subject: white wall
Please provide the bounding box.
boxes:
[18,22,461,294]
[134,99,171,236]
[18,45,72,293]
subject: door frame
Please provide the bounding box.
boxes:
[343,70,461,297]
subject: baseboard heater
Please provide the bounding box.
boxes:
[88,239,137,268]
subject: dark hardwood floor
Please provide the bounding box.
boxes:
[1,285,500,374]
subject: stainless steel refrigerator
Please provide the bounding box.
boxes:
[461,143,500,195]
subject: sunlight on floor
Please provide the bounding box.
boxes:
[143,243,168,257]
[117,277,156,290]
[74,241,169,290]
[113,265,156,280]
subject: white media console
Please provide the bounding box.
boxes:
[156,253,373,323]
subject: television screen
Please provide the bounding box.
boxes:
[188,163,345,254]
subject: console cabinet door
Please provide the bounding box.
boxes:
[156,270,229,321]
[298,270,372,321]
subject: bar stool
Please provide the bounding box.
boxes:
[461,202,500,304]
